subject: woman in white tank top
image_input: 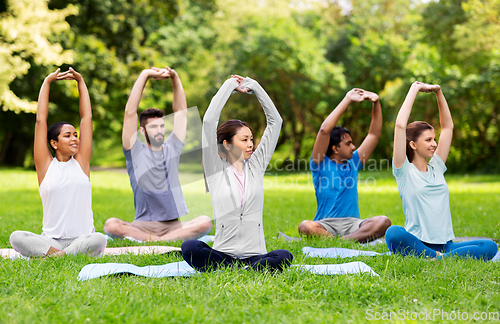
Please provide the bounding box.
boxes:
[9,68,107,257]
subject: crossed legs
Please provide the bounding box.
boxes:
[386,225,498,260]
[9,231,107,257]
[103,216,213,242]
[181,240,293,272]
[298,216,391,243]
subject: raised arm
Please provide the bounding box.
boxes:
[434,87,453,163]
[169,67,188,143]
[202,77,240,177]
[34,69,61,185]
[122,68,169,150]
[356,91,382,166]
[236,76,283,171]
[68,68,92,176]
[311,89,365,165]
[393,82,439,168]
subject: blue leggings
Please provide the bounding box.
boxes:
[181,239,293,272]
[386,225,498,261]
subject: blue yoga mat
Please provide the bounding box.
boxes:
[78,260,379,280]
[303,246,391,258]
[78,261,196,281]
[292,262,379,276]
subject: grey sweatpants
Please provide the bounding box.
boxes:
[10,231,107,257]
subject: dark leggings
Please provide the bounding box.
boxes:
[386,225,498,261]
[181,239,294,272]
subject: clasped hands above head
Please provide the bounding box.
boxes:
[142,66,177,80]
[46,67,83,83]
[231,74,251,93]
[412,81,441,93]
[346,88,379,103]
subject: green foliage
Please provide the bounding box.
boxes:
[1,0,500,172]
[0,0,75,113]
[420,0,500,172]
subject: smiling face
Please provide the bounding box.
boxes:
[51,124,79,156]
[410,128,437,160]
[224,126,254,162]
[141,117,165,149]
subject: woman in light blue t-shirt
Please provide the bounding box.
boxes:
[386,81,497,260]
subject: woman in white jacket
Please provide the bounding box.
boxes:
[181,75,293,272]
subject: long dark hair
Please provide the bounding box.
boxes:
[406,121,434,162]
[325,126,351,157]
[47,121,70,154]
[217,119,251,155]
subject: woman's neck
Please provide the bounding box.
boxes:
[227,155,244,172]
[55,152,72,162]
[411,155,428,172]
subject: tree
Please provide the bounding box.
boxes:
[200,0,346,166]
[421,0,500,172]
[0,0,75,165]
[0,0,74,113]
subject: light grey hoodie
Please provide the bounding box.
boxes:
[202,77,282,258]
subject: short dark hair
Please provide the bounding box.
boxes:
[406,121,434,162]
[47,121,70,154]
[139,108,165,128]
[325,126,351,157]
[217,119,251,154]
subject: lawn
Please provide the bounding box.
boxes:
[0,168,499,323]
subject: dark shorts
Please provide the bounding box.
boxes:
[131,219,183,237]
[316,217,365,237]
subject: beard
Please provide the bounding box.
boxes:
[145,132,164,148]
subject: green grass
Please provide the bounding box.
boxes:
[0,169,499,323]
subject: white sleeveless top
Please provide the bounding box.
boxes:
[39,157,95,238]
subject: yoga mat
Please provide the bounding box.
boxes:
[105,234,215,244]
[198,235,215,243]
[0,248,21,259]
[292,262,379,276]
[101,246,181,255]
[1,246,181,259]
[277,231,385,246]
[277,231,302,242]
[361,238,386,246]
[303,247,500,262]
[78,261,379,280]
[303,246,389,258]
[454,236,499,242]
[78,261,196,281]
[277,230,498,246]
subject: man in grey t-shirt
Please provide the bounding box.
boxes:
[103,67,212,241]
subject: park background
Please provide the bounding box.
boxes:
[1,0,500,323]
[1,0,499,173]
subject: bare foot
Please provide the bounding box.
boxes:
[45,246,66,257]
